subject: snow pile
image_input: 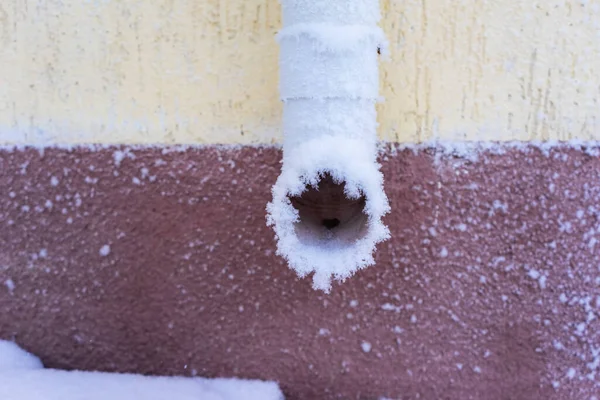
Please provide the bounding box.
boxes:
[0,341,43,370]
[0,371,284,400]
[0,341,284,400]
[267,0,389,292]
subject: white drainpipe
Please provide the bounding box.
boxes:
[267,0,390,292]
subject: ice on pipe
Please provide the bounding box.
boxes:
[0,341,284,400]
[282,98,378,151]
[277,24,386,54]
[0,341,43,370]
[278,25,384,100]
[267,136,390,292]
[268,0,389,291]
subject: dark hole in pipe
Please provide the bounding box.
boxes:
[289,174,369,244]
[322,218,341,230]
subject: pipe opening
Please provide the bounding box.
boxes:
[322,218,340,230]
[289,174,369,246]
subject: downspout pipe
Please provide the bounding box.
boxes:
[267,0,390,292]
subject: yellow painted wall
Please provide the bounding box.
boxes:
[0,0,598,145]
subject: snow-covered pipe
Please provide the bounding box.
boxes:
[267,0,390,292]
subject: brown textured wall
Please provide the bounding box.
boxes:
[0,144,599,400]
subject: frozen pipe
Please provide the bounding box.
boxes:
[267,0,390,292]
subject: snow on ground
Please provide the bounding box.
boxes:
[0,370,284,400]
[0,341,43,370]
[0,341,284,400]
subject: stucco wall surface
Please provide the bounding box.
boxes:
[1,0,599,145]
[1,144,600,400]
